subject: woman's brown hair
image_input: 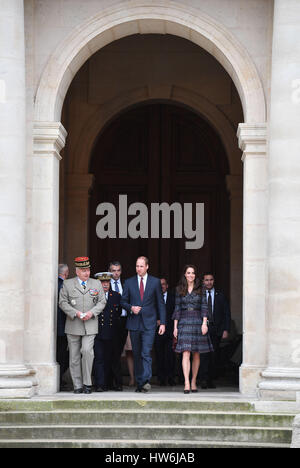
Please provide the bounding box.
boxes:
[176,264,202,296]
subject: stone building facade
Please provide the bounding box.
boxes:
[0,0,300,400]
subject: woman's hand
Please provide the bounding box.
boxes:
[201,323,208,335]
[173,327,178,339]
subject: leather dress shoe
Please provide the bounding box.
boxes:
[73,388,83,394]
[113,385,123,391]
[95,386,105,392]
[168,378,176,386]
[135,386,147,393]
[207,381,216,389]
[142,381,151,392]
[83,385,92,394]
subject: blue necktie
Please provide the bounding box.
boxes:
[114,281,120,293]
[81,281,86,290]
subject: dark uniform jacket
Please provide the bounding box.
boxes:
[95,290,121,340]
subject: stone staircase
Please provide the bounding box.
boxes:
[0,398,295,448]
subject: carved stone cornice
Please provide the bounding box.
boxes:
[237,123,268,161]
[33,122,67,159]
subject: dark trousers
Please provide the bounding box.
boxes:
[130,328,156,387]
[110,317,128,386]
[56,336,69,385]
[154,333,176,383]
[94,338,113,388]
[199,328,222,382]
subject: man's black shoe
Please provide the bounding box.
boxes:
[207,381,216,389]
[113,385,123,391]
[142,381,151,392]
[83,385,92,394]
[73,388,83,394]
[168,378,176,386]
[135,386,148,393]
[95,386,105,392]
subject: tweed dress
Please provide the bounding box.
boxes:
[172,290,213,353]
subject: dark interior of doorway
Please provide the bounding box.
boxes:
[87,101,240,388]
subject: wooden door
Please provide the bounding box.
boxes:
[89,102,230,293]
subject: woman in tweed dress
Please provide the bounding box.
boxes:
[173,265,213,393]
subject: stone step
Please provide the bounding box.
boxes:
[0,424,292,444]
[0,410,294,428]
[0,438,291,449]
[0,399,255,413]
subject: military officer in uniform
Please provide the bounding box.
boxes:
[59,257,106,394]
[93,272,121,392]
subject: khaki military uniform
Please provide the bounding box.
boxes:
[59,277,106,389]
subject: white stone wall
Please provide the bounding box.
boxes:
[20,0,272,395]
[25,0,273,113]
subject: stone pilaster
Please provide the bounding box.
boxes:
[237,123,268,395]
[226,175,243,334]
[26,122,67,395]
[0,0,35,397]
[258,0,300,400]
[65,173,94,275]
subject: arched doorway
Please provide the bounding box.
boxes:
[31,2,267,395]
[89,102,230,292]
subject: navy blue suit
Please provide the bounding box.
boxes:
[94,290,121,389]
[121,275,166,387]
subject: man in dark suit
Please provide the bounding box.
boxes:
[154,278,176,386]
[121,256,166,393]
[56,263,69,390]
[199,272,231,388]
[93,272,121,392]
[108,261,128,391]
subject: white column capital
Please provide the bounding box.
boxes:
[33,122,67,159]
[237,123,268,159]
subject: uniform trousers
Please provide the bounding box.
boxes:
[67,334,96,389]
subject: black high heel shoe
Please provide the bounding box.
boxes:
[184,388,190,394]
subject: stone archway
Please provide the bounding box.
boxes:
[31,1,267,395]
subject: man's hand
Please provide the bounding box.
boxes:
[131,306,142,315]
[222,331,229,340]
[82,311,93,321]
[158,324,165,335]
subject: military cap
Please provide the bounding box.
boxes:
[94,271,113,281]
[74,256,91,268]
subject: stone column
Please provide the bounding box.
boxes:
[226,175,243,334]
[26,122,67,395]
[65,173,94,276]
[258,0,300,400]
[237,123,268,395]
[0,0,35,397]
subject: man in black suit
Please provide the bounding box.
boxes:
[199,272,231,388]
[154,278,176,386]
[108,261,128,391]
[56,263,69,390]
[93,272,121,392]
[121,256,166,393]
